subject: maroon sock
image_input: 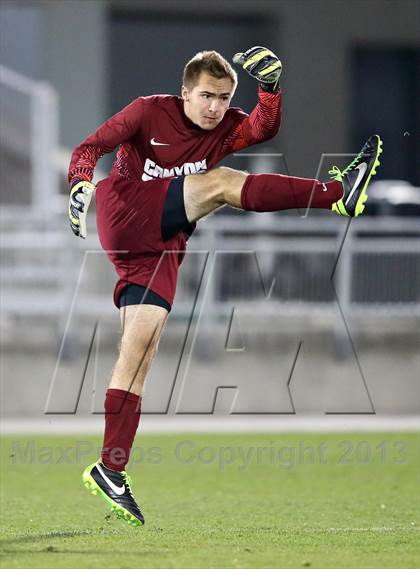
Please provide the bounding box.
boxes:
[241,173,343,212]
[101,388,141,472]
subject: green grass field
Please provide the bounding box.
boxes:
[1,432,419,569]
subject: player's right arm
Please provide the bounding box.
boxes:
[68,97,145,238]
[224,87,282,154]
[222,46,283,155]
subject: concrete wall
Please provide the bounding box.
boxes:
[43,0,107,148]
[278,0,420,176]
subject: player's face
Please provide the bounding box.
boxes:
[182,72,235,130]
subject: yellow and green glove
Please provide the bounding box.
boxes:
[233,46,282,92]
[68,180,96,239]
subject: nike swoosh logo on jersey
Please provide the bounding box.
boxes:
[150,138,170,146]
[96,463,125,495]
[345,162,367,206]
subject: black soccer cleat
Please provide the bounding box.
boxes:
[330,134,383,217]
[82,461,145,526]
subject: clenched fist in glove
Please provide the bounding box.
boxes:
[233,46,282,92]
[68,180,96,239]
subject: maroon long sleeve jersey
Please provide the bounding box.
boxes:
[68,86,282,187]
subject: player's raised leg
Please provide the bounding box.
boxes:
[184,134,383,222]
[83,302,168,527]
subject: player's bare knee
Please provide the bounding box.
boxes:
[215,167,248,204]
[196,167,225,206]
[200,167,242,206]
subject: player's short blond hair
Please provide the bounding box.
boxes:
[183,50,237,90]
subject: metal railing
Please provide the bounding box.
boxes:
[1,214,419,329]
[0,64,59,213]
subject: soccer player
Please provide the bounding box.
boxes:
[68,47,382,526]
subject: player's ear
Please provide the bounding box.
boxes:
[181,84,189,102]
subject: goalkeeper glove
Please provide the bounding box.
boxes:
[68,180,95,239]
[233,46,282,92]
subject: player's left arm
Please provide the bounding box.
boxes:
[68,97,146,238]
[223,46,282,153]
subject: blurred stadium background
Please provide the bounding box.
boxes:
[1,0,419,426]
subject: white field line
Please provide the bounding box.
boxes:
[1,415,419,435]
[303,526,419,533]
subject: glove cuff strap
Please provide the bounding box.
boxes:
[260,79,280,93]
